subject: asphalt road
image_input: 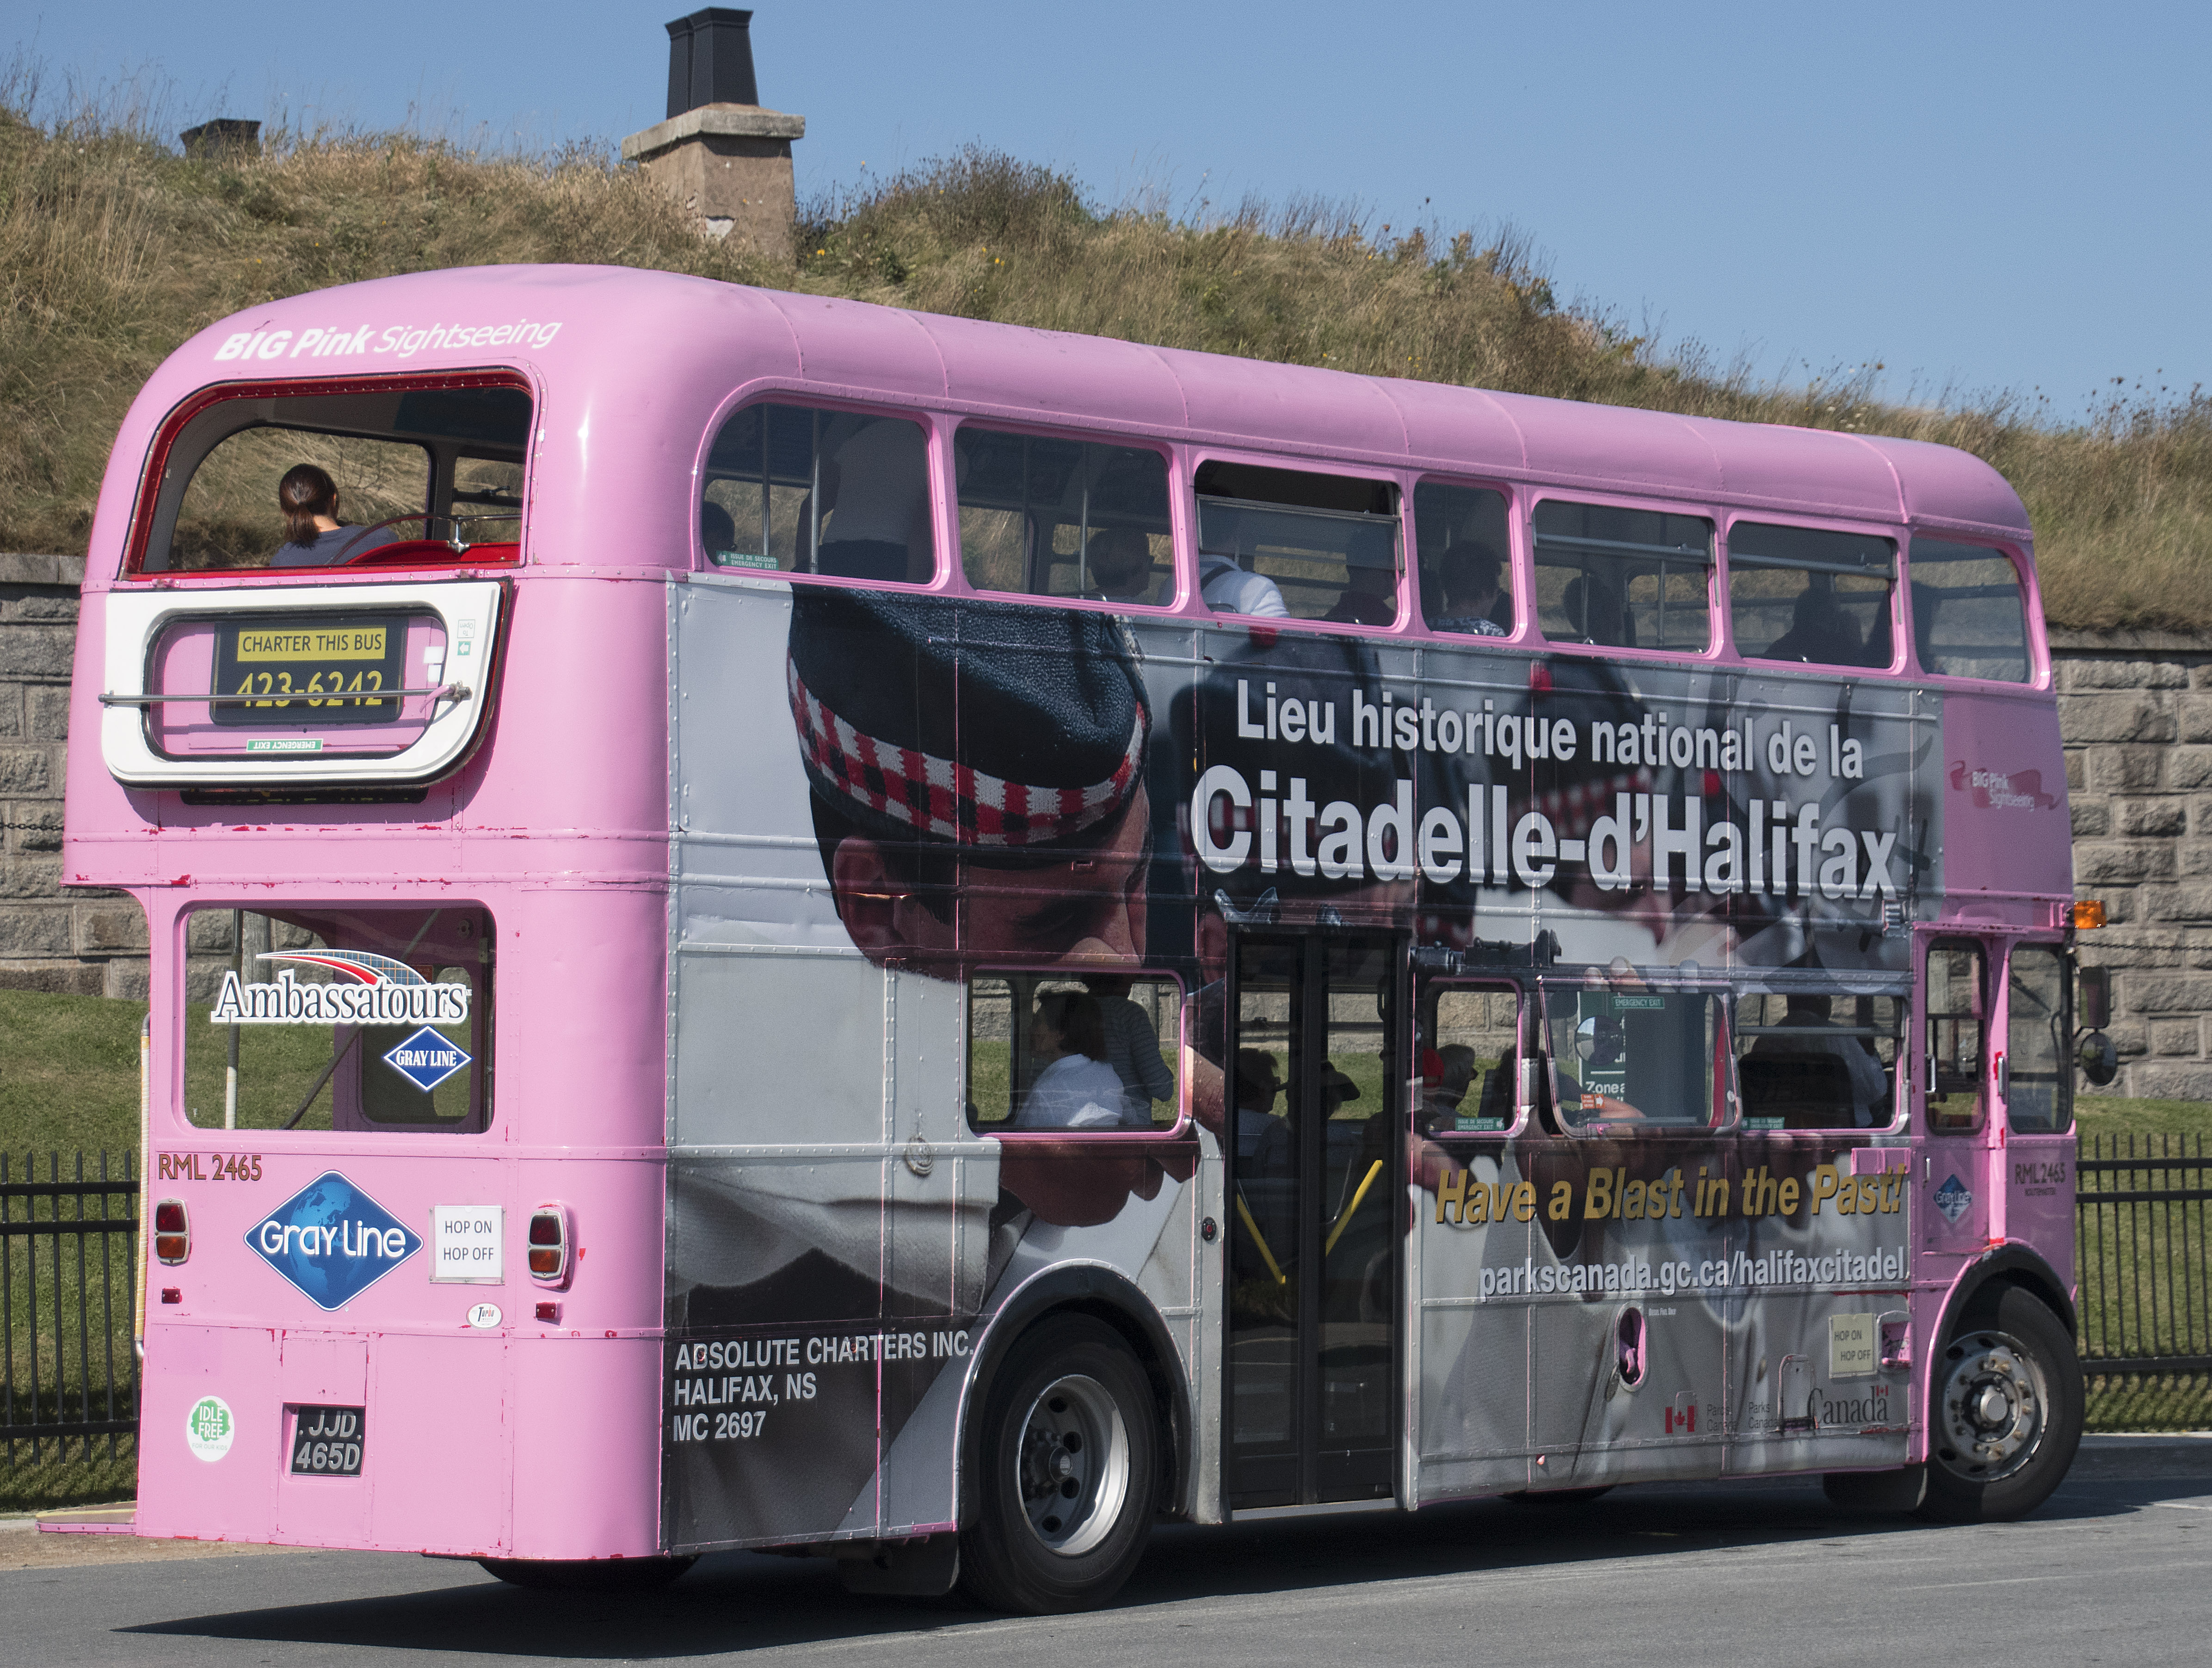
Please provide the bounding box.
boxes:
[6,1438,2208,1668]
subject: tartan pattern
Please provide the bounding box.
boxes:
[788,658,1146,849]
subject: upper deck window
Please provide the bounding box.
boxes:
[1413,482,1514,638]
[955,428,1173,604]
[1728,523,1897,669]
[701,402,936,585]
[1193,461,1401,625]
[1908,538,2031,683]
[1533,501,1714,654]
[138,381,529,575]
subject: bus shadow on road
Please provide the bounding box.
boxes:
[122,1475,2164,1659]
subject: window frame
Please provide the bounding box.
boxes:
[123,369,536,580]
[949,419,1183,613]
[1189,450,1408,632]
[963,964,1190,1140]
[1417,977,1535,1139]
[1527,492,1723,662]
[1411,474,1525,644]
[692,388,952,592]
[1536,978,1734,1138]
[2004,938,2075,1135]
[1922,936,1991,1133]
[1719,513,1905,673]
[1901,533,2042,688]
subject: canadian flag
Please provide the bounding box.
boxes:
[1664,1403,1696,1434]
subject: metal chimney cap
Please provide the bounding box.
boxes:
[665,8,760,119]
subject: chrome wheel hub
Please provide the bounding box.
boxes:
[1935,1329,2046,1483]
[1016,1373,1130,1557]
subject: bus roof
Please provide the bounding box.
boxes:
[101,263,2030,591]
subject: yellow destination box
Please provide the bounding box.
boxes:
[236,626,388,662]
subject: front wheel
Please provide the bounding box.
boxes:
[960,1314,1159,1614]
[1918,1284,2083,1523]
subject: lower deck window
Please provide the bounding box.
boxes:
[1734,991,1902,1130]
[967,973,1181,1132]
[1544,984,1722,1131]
[185,905,493,1133]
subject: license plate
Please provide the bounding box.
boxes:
[289,1404,366,1475]
[212,616,407,727]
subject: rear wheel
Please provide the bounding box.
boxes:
[1918,1284,2083,1523]
[475,1555,697,1592]
[960,1314,1159,1614]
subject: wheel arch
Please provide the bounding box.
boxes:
[1946,1242,2077,1339]
[955,1262,1193,1529]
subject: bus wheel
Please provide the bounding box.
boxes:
[475,1555,698,1591]
[960,1314,1158,1614]
[1918,1285,2083,1524]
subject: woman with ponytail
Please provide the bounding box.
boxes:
[271,464,398,567]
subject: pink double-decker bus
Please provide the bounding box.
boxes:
[70,265,2101,1612]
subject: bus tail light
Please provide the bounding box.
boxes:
[527,1206,572,1286]
[154,1199,190,1264]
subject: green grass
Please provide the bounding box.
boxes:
[2078,1097,2209,1139]
[0,1435,136,1513]
[0,989,147,1158]
[2087,1375,2212,1434]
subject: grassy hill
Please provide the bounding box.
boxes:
[3,102,2208,629]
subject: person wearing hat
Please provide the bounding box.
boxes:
[788,588,1154,975]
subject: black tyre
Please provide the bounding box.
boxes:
[476,1555,697,1592]
[1822,1465,1925,1515]
[1917,1283,2083,1523]
[959,1314,1159,1614]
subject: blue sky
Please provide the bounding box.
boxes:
[13,0,2206,422]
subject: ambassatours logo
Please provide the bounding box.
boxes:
[209,948,469,1028]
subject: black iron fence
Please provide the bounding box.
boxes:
[2,1152,139,1464]
[2076,1133,2212,1375]
[0,1138,2205,1472]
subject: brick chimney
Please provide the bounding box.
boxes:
[621,9,804,260]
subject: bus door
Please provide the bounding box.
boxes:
[1996,940,2076,1287]
[1920,936,1996,1269]
[1225,934,1402,1509]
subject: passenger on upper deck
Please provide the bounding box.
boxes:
[1429,543,1510,637]
[814,419,934,584]
[1083,527,1157,603]
[1561,572,1632,648]
[1197,506,1290,618]
[1763,578,1863,666]
[270,464,398,567]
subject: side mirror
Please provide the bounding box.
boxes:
[2079,966,2111,1030]
[2078,1031,2119,1088]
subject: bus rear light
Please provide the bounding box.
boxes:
[154,1199,190,1264]
[527,1206,572,1286]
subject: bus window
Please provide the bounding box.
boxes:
[954,428,1173,604]
[1193,460,1400,625]
[1924,942,1989,1130]
[2006,944,2073,1133]
[1907,538,2031,683]
[1543,984,1722,1131]
[186,905,492,1133]
[1418,982,1522,1134]
[1727,523,1897,669]
[967,972,1182,1132]
[142,382,530,574]
[1412,482,1513,638]
[700,402,936,585]
[1532,501,1713,653]
[1734,991,1902,1129]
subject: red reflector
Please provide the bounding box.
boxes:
[154,1200,186,1233]
[160,1288,182,1305]
[528,1215,562,1246]
[536,1301,561,1323]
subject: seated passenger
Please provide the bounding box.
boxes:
[1198,507,1290,618]
[1747,992,1890,1125]
[1561,572,1633,647]
[1083,972,1176,1126]
[1013,991,1125,1130]
[1763,579,1863,665]
[815,419,934,584]
[700,500,739,564]
[1429,544,1510,636]
[1420,1044,1480,1131]
[1084,527,1157,603]
[271,464,399,567]
[1232,1047,1286,1163]
[1323,561,1399,627]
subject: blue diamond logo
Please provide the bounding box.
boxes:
[381,1026,472,1092]
[1933,1173,1973,1225]
[244,1172,421,1311]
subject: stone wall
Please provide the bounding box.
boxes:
[3,557,2207,1099]
[2053,629,2212,1099]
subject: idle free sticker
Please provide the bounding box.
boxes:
[185,1395,235,1462]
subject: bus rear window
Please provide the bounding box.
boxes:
[185,905,492,1133]
[1909,538,2031,683]
[137,381,530,575]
